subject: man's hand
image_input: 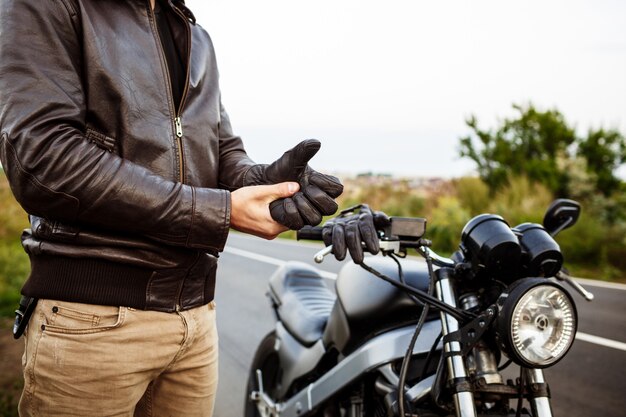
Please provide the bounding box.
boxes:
[322,205,381,264]
[230,182,300,240]
[244,140,344,230]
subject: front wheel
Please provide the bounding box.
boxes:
[244,331,283,417]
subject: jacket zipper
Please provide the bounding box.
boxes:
[148,0,192,184]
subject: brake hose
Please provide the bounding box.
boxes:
[358,262,475,322]
[397,253,435,417]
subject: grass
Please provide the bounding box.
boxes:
[0,173,29,318]
[0,173,27,416]
[0,380,20,417]
[0,317,22,417]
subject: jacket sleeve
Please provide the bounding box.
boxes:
[216,100,257,191]
[0,0,230,252]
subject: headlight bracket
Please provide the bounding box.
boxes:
[443,306,498,357]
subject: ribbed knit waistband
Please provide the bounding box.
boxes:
[23,255,155,310]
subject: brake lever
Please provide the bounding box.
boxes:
[314,246,333,263]
[313,240,403,264]
[555,270,595,301]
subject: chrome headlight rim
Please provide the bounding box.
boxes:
[496,278,578,369]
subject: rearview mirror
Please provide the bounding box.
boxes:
[543,199,581,237]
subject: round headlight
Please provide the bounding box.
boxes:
[496,279,577,368]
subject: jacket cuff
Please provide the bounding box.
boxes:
[186,187,231,252]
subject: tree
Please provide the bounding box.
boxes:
[459,103,625,197]
[577,128,626,196]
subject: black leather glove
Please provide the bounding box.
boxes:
[322,204,381,264]
[244,139,344,229]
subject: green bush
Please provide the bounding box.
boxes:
[0,241,29,316]
[453,176,490,216]
[0,377,21,417]
[486,175,553,226]
[427,196,470,255]
[333,174,624,281]
[0,172,30,317]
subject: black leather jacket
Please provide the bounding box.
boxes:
[0,0,255,311]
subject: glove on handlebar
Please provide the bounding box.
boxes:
[322,204,381,264]
[244,139,344,229]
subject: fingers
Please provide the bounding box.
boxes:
[293,192,323,226]
[322,222,334,247]
[265,139,321,182]
[261,182,299,201]
[309,171,344,198]
[321,206,381,264]
[259,182,308,230]
[230,186,290,240]
[331,224,347,261]
[260,182,302,230]
[289,139,321,173]
[264,182,319,230]
[257,140,342,226]
[263,180,339,230]
[359,212,380,254]
[345,219,364,264]
[302,172,343,220]
[303,184,339,215]
[373,210,391,228]
[269,198,304,230]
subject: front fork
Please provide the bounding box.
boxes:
[436,269,478,417]
[436,269,554,417]
[525,369,553,417]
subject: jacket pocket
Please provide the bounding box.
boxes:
[30,215,79,242]
[85,127,117,153]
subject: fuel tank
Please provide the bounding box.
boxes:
[322,256,436,354]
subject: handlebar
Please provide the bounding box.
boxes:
[297,224,456,267]
[297,215,426,242]
[297,226,324,241]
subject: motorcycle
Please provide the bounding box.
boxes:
[244,199,593,417]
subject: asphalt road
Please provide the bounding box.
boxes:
[213,233,626,417]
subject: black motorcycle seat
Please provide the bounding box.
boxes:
[268,262,336,347]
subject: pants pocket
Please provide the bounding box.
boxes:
[40,299,125,335]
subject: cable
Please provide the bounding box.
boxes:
[397,255,435,417]
[420,331,443,381]
[497,359,513,372]
[389,252,423,306]
[359,248,475,415]
[398,316,425,417]
[516,367,526,417]
[359,262,475,322]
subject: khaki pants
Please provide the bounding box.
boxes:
[19,299,219,417]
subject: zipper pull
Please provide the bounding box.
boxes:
[175,116,183,138]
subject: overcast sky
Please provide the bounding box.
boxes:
[186,0,626,178]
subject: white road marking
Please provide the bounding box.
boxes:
[228,232,326,249]
[572,278,626,291]
[224,246,285,266]
[576,332,626,352]
[224,245,626,352]
[223,246,338,280]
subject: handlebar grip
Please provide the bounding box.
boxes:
[297,225,324,241]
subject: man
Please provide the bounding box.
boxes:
[0,0,347,415]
